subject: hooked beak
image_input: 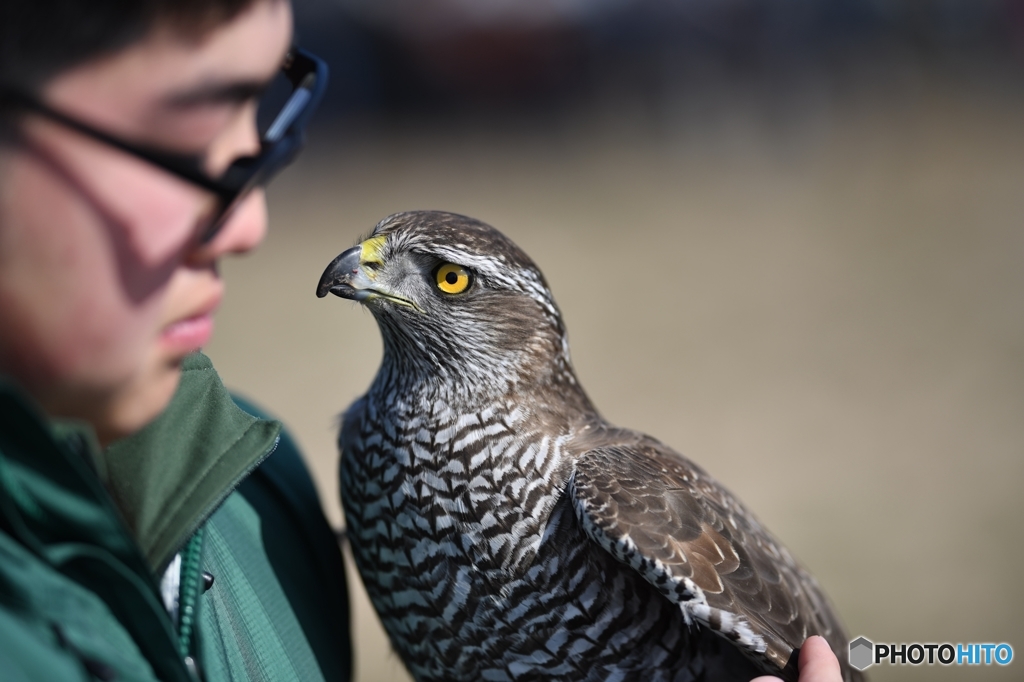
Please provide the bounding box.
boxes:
[316,236,422,311]
[316,245,367,300]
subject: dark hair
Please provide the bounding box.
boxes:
[0,0,260,93]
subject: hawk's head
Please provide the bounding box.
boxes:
[318,211,579,397]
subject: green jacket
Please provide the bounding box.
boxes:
[0,353,351,681]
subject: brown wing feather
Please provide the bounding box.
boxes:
[569,437,863,681]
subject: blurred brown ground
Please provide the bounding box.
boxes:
[205,63,1024,681]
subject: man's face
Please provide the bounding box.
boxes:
[0,0,292,445]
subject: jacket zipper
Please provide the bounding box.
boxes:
[177,528,206,680]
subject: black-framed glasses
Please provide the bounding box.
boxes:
[0,48,328,242]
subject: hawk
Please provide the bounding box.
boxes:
[317,211,862,682]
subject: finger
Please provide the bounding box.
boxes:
[798,635,843,681]
[748,636,843,682]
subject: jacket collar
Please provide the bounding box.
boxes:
[0,352,280,575]
[103,352,281,572]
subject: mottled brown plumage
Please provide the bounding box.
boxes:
[318,211,862,682]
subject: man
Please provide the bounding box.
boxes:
[0,0,843,680]
[0,1,350,680]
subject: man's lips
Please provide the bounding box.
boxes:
[161,314,214,351]
[161,293,221,352]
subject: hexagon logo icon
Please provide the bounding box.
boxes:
[849,637,874,671]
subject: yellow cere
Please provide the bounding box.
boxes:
[436,263,471,294]
[360,235,388,274]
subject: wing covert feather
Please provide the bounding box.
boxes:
[569,441,862,681]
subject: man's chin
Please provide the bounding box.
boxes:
[93,362,183,448]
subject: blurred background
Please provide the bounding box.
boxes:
[205,1,1024,680]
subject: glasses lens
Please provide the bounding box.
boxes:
[203,50,324,242]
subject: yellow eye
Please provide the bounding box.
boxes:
[436,263,471,294]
